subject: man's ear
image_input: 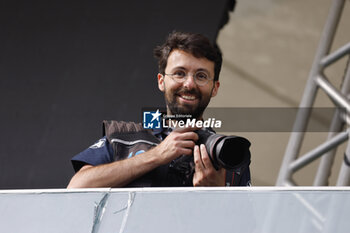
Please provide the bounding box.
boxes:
[211,81,220,97]
[157,73,165,92]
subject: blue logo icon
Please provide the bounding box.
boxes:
[143,109,162,129]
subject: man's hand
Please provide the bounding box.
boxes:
[152,127,199,165]
[193,144,226,186]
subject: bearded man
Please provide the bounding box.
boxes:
[67,31,251,188]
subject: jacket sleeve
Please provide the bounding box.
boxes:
[71,137,114,172]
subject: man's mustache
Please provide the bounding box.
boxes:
[175,88,200,98]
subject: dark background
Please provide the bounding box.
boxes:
[0,0,234,188]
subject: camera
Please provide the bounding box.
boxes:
[196,128,251,171]
[167,128,251,186]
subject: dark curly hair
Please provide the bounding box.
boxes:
[154,31,222,81]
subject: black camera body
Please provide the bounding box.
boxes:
[196,128,251,171]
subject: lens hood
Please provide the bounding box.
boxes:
[214,136,251,170]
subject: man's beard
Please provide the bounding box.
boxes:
[164,87,212,119]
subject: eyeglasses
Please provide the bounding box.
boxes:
[164,70,213,86]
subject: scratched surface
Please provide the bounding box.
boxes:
[0,188,349,233]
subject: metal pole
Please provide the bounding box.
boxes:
[316,75,350,112]
[314,57,350,185]
[336,135,350,186]
[320,42,350,67]
[276,0,346,186]
[289,130,349,172]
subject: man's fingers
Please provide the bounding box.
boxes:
[170,130,199,142]
[200,144,212,169]
[178,140,196,149]
[179,132,199,141]
[173,126,201,133]
[194,145,205,169]
[194,144,212,170]
[193,144,227,186]
[179,148,194,156]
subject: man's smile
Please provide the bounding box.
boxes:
[179,95,196,100]
[176,92,200,104]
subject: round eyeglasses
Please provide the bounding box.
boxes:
[164,70,213,86]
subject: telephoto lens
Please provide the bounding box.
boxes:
[196,128,251,171]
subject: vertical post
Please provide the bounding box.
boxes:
[336,137,350,186]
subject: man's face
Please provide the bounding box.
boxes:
[157,49,220,119]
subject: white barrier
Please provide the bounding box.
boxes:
[1,187,349,233]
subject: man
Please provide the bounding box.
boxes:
[67,31,251,188]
